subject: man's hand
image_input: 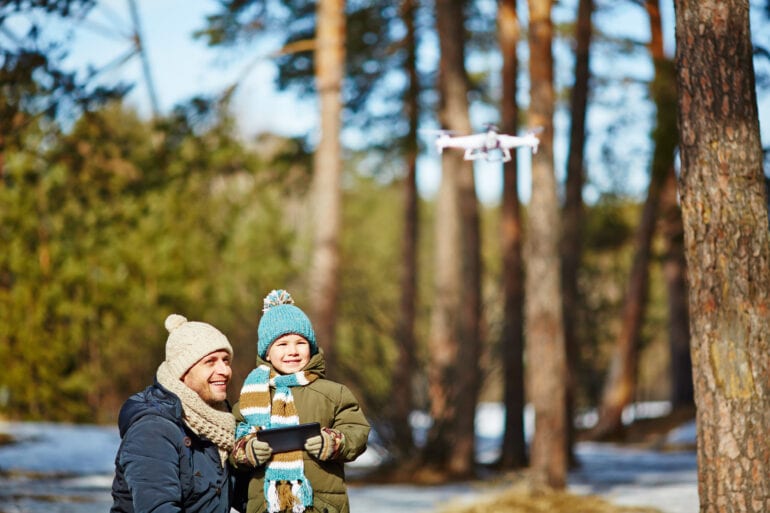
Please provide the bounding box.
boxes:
[247,438,272,466]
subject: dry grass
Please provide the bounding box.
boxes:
[439,488,661,513]
[437,478,662,513]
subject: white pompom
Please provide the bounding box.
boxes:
[262,289,295,312]
[165,314,187,333]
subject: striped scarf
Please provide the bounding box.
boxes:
[237,364,318,513]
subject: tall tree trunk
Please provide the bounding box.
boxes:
[561,0,592,466]
[648,0,692,414]
[127,0,160,118]
[309,0,345,375]
[497,0,527,470]
[659,166,693,408]
[674,1,770,510]
[390,0,419,457]
[425,0,481,478]
[425,145,462,468]
[590,0,678,439]
[526,0,567,489]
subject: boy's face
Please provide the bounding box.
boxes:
[266,333,311,374]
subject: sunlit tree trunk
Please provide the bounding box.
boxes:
[425,0,481,478]
[591,0,677,439]
[561,0,592,466]
[526,0,568,489]
[674,1,770,510]
[309,0,345,375]
[390,0,419,457]
[497,0,527,470]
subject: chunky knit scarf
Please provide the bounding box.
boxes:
[237,364,318,513]
[156,362,236,466]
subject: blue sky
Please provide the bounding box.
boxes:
[64,0,314,134]
[64,0,505,201]
[12,0,769,204]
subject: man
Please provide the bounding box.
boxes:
[111,313,237,513]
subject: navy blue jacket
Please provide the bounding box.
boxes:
[110,382,232,513]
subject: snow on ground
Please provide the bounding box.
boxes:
[570,439,698,513]
[0,421,120,474]
[0,406,699,513]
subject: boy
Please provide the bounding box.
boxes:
[231,290,370,513]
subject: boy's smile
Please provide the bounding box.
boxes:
[266,333,311,374]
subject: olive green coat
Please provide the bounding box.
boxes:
[232,352,370,513]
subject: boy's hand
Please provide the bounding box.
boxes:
[304,428,345,461]
[247,438,272,466]
[304,435,323,457]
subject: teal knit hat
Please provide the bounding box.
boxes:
[257,289,317,358]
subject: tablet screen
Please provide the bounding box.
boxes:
[256,422,321,453]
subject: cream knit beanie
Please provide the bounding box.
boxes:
[161,314,233,379]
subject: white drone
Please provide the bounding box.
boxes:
[430,124,541,162]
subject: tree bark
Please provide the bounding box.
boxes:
[561,0,592,466]
[526,0,568,489]
[674,1,770,511]
[425,0,481,478]
[390,0,419,457]
[309,0,345,375]
[497,0,527,470]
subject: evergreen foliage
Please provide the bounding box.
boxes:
[0,96,679,425]
[3,1,766,438]
[0,101,299,422]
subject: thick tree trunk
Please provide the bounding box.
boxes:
[452,136,481,478]
[390,0,419,456]
[497,0,527,470]
[525,0,568,489]
[591,0,678,439]
[309,0,345,375]
[674,1,770,511]
[425,0,480,478]
[561,0,592,466]
[425,149,462,465]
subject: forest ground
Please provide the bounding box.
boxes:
[0,408,697,513]
[351,407,698,513]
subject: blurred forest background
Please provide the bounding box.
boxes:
[1,0,769,484]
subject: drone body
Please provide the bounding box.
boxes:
[433,125,540,162]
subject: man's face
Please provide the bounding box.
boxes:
[182,350,232,406]
[266,334,311,375]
